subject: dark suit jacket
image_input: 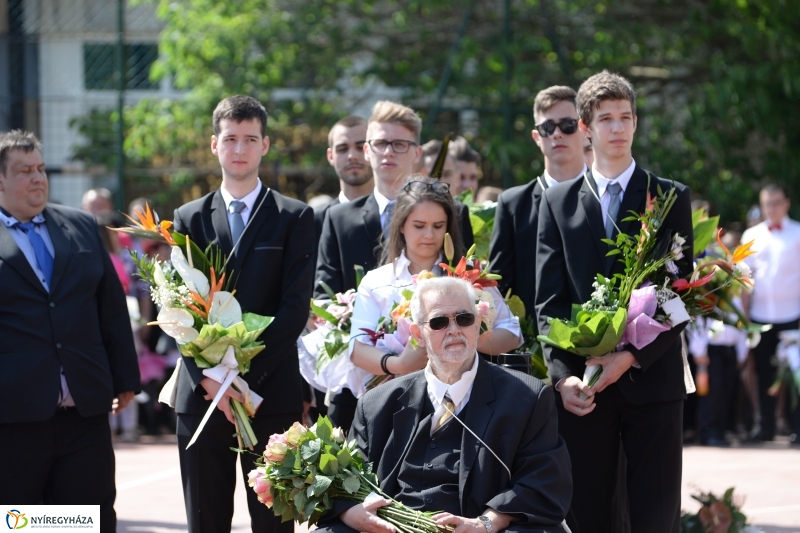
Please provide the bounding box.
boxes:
[172,186,315,417]
[321,357,572,533]
[314,197,341,244]
[535,166,694,404]
[0,204,140,423]
[489,177,548,318]
[315,193,475,298]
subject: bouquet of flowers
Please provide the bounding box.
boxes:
[538,177,755,389]
[680,487,762,533]
[113,204,274,450]
[249,416,452,533]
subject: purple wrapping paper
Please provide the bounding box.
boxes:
[621,286,672,350]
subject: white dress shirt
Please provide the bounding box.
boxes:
[338,191,350,204]
[373,188,394,230]
[219,180,262,228]
[688,316,749,364]
[424,352,479,434]
[542,165,588,189]
[742,217,800,323]
[591,159,636,231]
[0,208,73,406]
[348,251,522,358]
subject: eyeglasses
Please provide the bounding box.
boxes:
[534,118,579,137]
[367,139,418,154]
[422,312,476,331]
[402,180,451,194]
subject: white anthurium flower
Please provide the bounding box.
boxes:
[208,291,243,327]
[153,260,167,287]
[170,246,210,298]
[157,307,199,343]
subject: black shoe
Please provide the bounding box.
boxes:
[790,433,800,446]
[704,437,730,447]
[746,429,775,442]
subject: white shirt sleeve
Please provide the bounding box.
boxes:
[687,318,710,359]
[486,286,523,344]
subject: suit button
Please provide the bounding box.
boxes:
[429,444,436,449]
[50,302,55,308]
[426,497,433,504]
[56,343,62,349]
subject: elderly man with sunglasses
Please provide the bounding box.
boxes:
[315,276,572,533]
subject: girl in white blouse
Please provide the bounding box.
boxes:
[346,176,522,394]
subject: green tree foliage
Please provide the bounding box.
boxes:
[111,0,799,223]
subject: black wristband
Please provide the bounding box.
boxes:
[380,353,396,376]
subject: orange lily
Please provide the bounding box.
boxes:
[673,269,716,292]
[121,203,176,245]
[180,267,226,320]
[439,257,498,288]
[715,230,755,264]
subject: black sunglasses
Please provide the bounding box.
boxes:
[534,118,579,137]
[402,180,451,194]
[423,312,476,331]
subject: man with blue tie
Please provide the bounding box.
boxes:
[0,130,140,531]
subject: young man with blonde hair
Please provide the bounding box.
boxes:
[490,85,587,319]
[536,71,693,532]
[315,100,472,430]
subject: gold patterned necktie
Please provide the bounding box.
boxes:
[433,394,456,433]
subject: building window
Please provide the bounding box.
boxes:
[84,43,159,90]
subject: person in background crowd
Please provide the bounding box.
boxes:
[450,136,481,197]
[475,186,502,204]
[313,116,374,242]
[741,184,800,445]
[583,137,595,168]
[419,139,461,196]
[0,130,139,530]
[81,187,114,214]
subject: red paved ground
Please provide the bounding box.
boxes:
[115,436,800,532]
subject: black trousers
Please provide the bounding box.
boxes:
[0,409,116,532]
[328,388,358,435]
[752,319,799,438]
[177,410,300,533]
[697,345,738,441]
[557,384,683,533]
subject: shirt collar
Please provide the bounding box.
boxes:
[220,180,262,213]
[338,191,349,204]
[393,250,443,279]
[373,188,393,215]
[592,158,636,198]
[0,206,46,227]
[543,164,588,188]
[424,352,480,412]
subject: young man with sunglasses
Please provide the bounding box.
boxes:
[536,71,693,533]
[489,86,587,320]
[314,276,572,533]
[315,101,473,430]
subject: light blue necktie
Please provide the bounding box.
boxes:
[16,221,53,287]
[604,182,622,239]
[382,200,396,231]
[229,200,246,250]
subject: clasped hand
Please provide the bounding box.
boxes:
[559,350,637,417]
[200,377,245,425]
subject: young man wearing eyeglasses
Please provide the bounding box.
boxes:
[536,71,694,533]
[315,101,473,430]
[489,86,587,321]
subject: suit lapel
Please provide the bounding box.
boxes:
[228,186,274,269]
[617,166,648,239]
[578,171,608,261]
[44,207,72,291]
[211,191,234,258]
[378,378,426,492]
[363,194,383,244]
[459,358,495,505]
[0,223,46,293]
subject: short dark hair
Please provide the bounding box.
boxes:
[533,86,577,122]
[448,136,481,165]
[0,130,42,174]
[213,95,268,137]
[760,183,788,199]
[327,115,367,148]
[576,70,637,126]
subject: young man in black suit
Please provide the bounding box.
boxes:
[172,95,315,533]
[315,101,473,430]
[536,72,693,532]
[0,131,140,531]
[489,86,587,318]
[313,116,374,243]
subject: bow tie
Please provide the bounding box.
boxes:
[768,222,782,232]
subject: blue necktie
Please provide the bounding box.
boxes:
[382,200,396,230]
[16,221,53,287]
[229,200,246,250]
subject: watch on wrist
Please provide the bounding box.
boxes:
[477,515,493,533]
